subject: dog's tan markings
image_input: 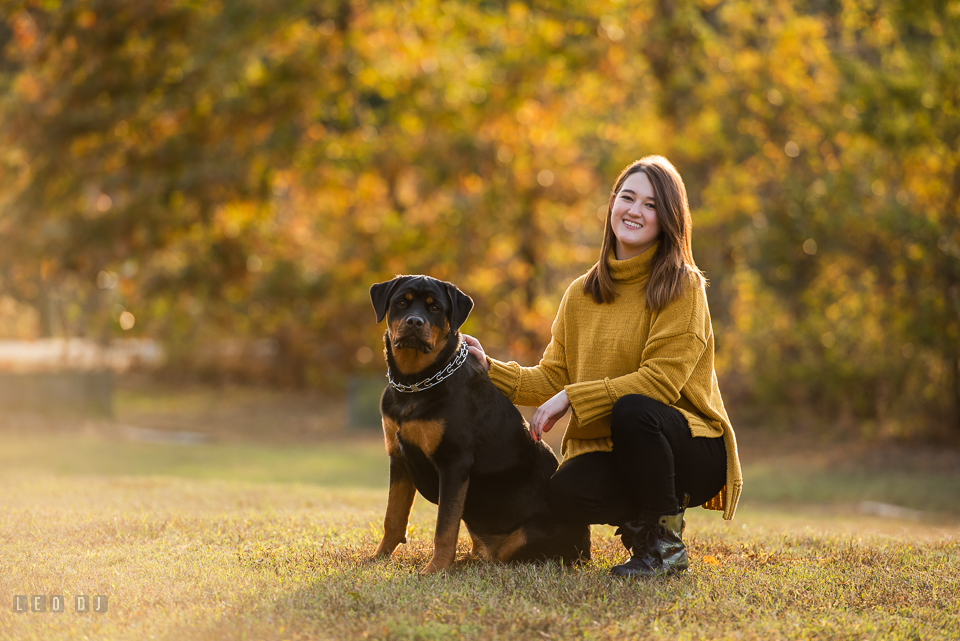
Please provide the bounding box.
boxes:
[382,417,401,456]
[391,345,440,374]
[469,531,528,562]
[466,526,488,559]
[388,318,404,344]
[494,528,528,562]
[405,293,413,300]
[421,477,469,574]
[466,530,528,562]
[426,297,434,304]
[429,321,448,350]
[375,471,416,557]
[392,320,450,374]
[399,419,445,457]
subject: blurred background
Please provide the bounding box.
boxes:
[1,0,958,443]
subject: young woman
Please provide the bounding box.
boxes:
[464,155,742,577]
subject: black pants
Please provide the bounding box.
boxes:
[547,394,726,526]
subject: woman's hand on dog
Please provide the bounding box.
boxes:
[462,334,490,372]
[530,390,570,443]
[464,333,567,443]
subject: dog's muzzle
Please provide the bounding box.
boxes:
[392,316,433,352]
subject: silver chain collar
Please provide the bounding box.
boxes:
[387,341,469,393]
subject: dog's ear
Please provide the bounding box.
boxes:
[445,282,474,333]
[370,277,404,323]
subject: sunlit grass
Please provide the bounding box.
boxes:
[1,428,958,640]
[1,466,958,641]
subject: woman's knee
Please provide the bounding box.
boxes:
[547,457,610,524]
[610,394,663,443]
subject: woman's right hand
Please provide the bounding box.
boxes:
[461,334,489,372]
[529,389,570,443]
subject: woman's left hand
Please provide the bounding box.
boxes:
[529,390,570,443]
[461,334,489,372]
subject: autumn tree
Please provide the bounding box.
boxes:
[2,0,958,436]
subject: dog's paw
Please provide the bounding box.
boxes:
[453,554,483,570]
[374,539,402,557]
[419,560,448,575]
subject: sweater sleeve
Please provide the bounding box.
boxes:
[486,287,572,406]
[565,283,708,427]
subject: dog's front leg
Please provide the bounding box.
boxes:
[375,455,416,558]
[421,462,471,575]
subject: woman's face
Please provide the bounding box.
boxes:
[610,171,661,260]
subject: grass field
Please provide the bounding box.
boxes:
[1,384,959,640]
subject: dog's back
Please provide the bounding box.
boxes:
[459,368,590,563]
[450,356,559,532]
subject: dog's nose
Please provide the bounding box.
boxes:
[406,316,425,329]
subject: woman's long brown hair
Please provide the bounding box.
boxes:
[582,156,705,310]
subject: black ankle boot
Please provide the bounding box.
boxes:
[611,499,689,578]
[610,518,652,576]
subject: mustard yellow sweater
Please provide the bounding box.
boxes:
[487,246,743,520]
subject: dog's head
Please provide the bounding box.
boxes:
[370,275,473,356]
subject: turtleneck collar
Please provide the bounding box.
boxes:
[607,241,660,284]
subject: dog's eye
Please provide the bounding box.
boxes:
[429,305,440,313]
[396,300,407,307]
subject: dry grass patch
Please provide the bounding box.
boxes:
[2,407,959,640]
[2,467,958,641]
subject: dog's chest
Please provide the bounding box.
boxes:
[383,415,446,458]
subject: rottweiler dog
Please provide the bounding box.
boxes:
[370,275,591,574]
